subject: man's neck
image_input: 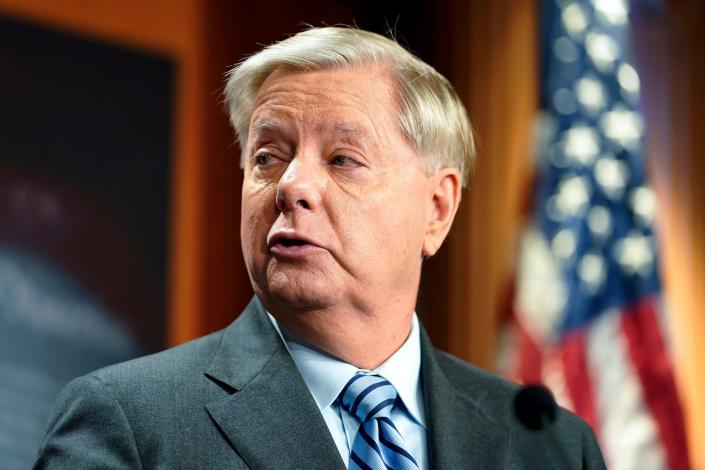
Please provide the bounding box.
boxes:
[265,299,416,370]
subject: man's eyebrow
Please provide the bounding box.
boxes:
[252,119,280,134]
[332,122,372,147]
[333,122,364,136]
[251,120,371,146]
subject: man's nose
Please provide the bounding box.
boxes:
[275,158,323,213]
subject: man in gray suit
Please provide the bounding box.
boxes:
[35,27,606,469]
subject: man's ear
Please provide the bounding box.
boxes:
[422,168,462,257]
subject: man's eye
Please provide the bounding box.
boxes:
[331,155,356,167]
[255,153,273,165]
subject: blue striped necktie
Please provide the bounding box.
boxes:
[339,373,420,470]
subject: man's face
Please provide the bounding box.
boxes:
[241,66,433,315]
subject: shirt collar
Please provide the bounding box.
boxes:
[267,313,426,427]
[372,315,425,426]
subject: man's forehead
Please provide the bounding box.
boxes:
[253,65,398,109]
[250,117,372,145]
[248,66,403,145]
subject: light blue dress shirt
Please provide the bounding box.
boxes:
[268,314,428,469]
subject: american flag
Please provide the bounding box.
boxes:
[505,0,690,468]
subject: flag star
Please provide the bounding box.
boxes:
[599,106,644,151]
[556,175,591,216]
[575,75,606,115]
[614,232,654,277]
[562,3,589,37]
[536,112,559,158]
[554,88,578,115]
[587,205,612,240]
[617,63,641,99]
[630,186,657,226]
[549,142,571,169]
[592,0,628,26]
[546,196,566,221]
[554,36,579,63]
[594,155,630,200]
[563,125,600,165]
[552,228,577,260]
[586,32,620,72]
[578,252,607,293]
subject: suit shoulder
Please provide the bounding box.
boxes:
[87,327,226,390]
[431,348,605,467]
[35,328,241,467]
[433,347,520,400]
[431,348,600,438]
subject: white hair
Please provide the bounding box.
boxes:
[224,26,476,186]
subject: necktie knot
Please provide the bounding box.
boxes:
[338,373,420,469]
[339,373,398,423]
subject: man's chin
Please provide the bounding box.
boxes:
[263,287,336,312]
[257,267,339,310]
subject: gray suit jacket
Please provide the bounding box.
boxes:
[34,297,606,469]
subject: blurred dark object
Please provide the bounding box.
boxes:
[514,384,557,431]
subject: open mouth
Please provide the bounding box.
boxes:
[267,232,321,256]
[276,238,308,247]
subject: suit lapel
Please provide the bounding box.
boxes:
[204,300,511,469]
[204,298,345,469]
[420,327,511,469]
